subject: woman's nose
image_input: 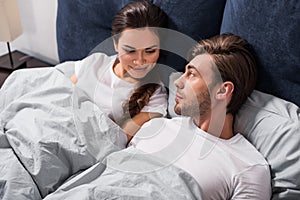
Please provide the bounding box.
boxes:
[134,51,146,65]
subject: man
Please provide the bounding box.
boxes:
[130,33,272,199]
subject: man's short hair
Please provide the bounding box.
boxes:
[188,33,257,115]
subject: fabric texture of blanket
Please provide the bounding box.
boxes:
[44,147,203,200]
[0,67,126,199]
[0,66,203,199]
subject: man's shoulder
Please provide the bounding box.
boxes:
[225,133,269,166]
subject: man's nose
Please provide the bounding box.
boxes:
[174,75,184,89]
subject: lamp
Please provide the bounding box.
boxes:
[0,0,26,70]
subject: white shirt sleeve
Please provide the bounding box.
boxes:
[74,60,82,77]
[74,54,93,77]
[231,164,272,200]
[141,85,168,117]
[74,53,107,77]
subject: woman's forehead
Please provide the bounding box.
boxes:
[118,28,160,49]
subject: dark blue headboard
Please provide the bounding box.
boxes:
[56,0,300,106]
[56,0,121,62]
[220,0,300,107]
[56,0,226,68]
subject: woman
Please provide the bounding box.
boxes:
[70,0,168,142]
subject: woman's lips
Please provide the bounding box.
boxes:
[129,65,148,72]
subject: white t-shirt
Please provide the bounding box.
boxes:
[74,52,167,122]
[130,117,272,200]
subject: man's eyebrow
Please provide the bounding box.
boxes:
[187,64,198,71]
[187,65,195,69]
[187,64,201,74]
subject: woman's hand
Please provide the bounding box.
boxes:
[70,74,77,83]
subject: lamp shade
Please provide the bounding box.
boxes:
[0,0,22,42]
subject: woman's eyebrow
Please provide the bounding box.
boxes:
[123,45,135,49]
[145,45,159,50]
[123,44,158,50]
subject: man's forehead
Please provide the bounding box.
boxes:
[188,54,223,84]
[188,54,213,74]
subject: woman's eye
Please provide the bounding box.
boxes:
[125,49,135,54]
[126,50,135,53]
[145,49,157,54]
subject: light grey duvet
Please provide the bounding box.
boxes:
[45,147,203,200]
[0,66,202,199]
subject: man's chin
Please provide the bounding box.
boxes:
[174,105,181,115]
[174,105,196,117]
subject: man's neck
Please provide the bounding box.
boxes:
[193,113,234,140]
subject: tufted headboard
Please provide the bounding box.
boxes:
[220,0,300,108]
[56,0,300,199]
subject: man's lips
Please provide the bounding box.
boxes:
[175,93,183,103]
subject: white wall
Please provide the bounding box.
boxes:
[0,0,59,65]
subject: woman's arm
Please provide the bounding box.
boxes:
[121,112,162,142]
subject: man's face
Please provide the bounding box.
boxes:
[174,54,216,118]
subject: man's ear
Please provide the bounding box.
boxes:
[216,81,234,100]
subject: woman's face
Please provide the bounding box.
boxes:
[114,28,160,81]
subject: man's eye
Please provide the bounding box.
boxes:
[188,71,195,77]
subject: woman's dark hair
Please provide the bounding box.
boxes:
[118,68,162,125]
[112,0,168,43]
[188,33,257,115]
[112,1,168,124]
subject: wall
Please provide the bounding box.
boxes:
[0,0,59,65]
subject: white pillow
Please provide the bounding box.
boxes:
[235,90,300,199]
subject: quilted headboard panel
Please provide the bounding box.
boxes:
[221,0,300,106]
[56,0,121,62]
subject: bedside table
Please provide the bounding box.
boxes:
[0,50,53,88]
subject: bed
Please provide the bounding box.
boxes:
[0,0,299,199]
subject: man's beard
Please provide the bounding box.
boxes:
[174,89,211,118]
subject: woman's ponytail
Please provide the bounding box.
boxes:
[118,83,160,125]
